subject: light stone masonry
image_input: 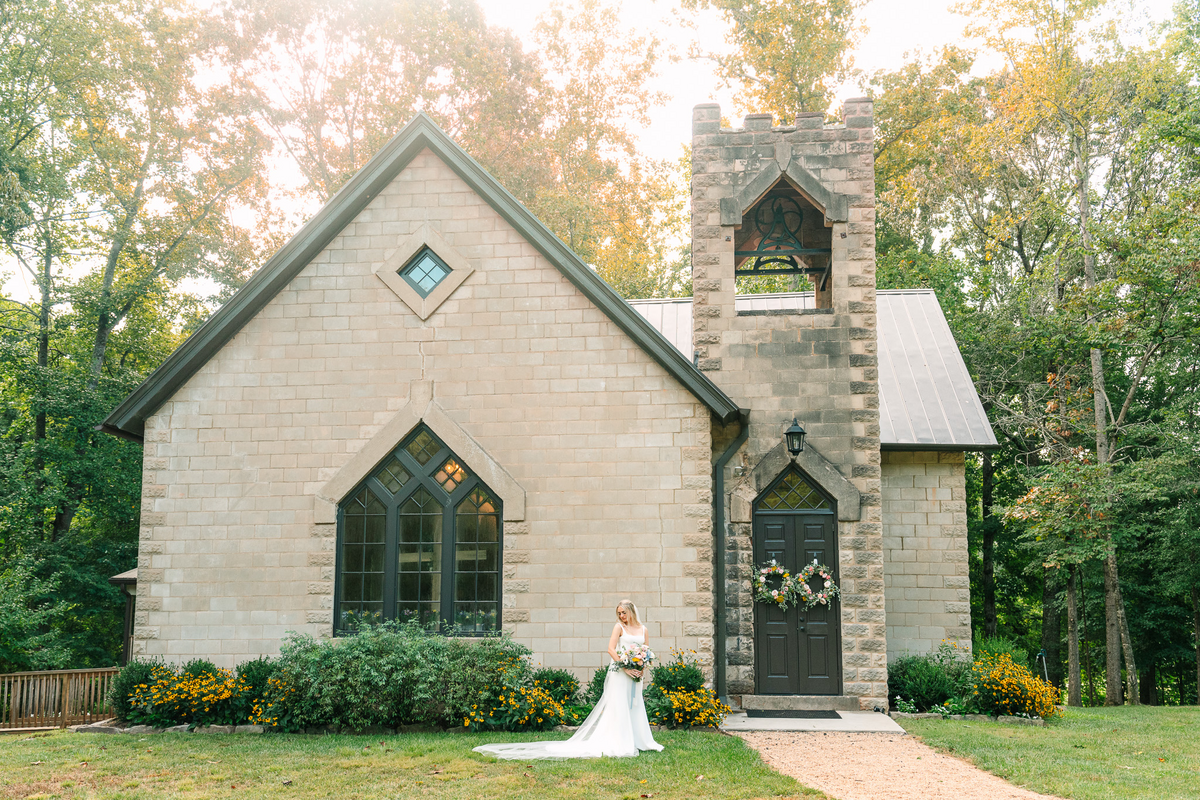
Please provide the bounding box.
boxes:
[881,451,971,658]
[135,149,713,677]
[691,101,886,710]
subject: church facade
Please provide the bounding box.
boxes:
[103,100,995,711]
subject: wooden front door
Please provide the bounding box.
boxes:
[753,469,840,695]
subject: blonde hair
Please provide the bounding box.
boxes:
[616,600,640,628]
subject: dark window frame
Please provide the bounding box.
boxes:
[399,247,453,298]
[333,426,502,635]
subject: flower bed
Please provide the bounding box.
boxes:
[108,622,575,733]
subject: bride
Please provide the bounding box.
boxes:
[473,600,663,759]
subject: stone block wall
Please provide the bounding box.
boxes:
[134,148,713,676]
[881,451,971,658]
[690,102,885,709]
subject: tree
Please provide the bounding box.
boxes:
[528,0,688,298]
[0,0,272,666]
[685,0,864,118]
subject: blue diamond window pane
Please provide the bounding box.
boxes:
[400,252,451,298]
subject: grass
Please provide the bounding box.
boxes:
[0,728,821,800]
[901,705,1200,800]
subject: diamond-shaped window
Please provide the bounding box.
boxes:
[376,457,411,494]
[399,248,452,298]
[405,429,441,465]
[435,457,468,492]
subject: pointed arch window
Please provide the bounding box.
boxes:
[756,467,833,513]
[336,426,501,635]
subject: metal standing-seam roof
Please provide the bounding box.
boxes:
[628,290,997,450]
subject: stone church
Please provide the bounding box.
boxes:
[102,100,996,712]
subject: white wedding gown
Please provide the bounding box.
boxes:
[473,626,664,759]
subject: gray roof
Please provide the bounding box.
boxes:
[629,290,997,450]
[101,115,740,441]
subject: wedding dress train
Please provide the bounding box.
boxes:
[472,627,663,759]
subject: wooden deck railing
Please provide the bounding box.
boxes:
[1,667,120,730]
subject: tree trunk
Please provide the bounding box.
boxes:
[1192,586,1199,706]
[1083,571,1097,706]
[1042,568,1063,688]
[34,235,52,540]
[1114,557,1139,704]
[983,452,996,638]
[1103,556,1122,705]
[1077,134,1137,705]
[1067,566,1082,706]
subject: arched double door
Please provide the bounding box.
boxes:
[753,467,841,695]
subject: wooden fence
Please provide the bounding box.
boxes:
[1,667,120,731]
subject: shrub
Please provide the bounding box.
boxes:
[124,662,249,728]
[650,688,730,728]
[234,657,276,724]
[181,658,219,678]
[109,659,160,722]
[260,622,456,731]
[641,649,725,728]
[972,652,1059,719]
[532,668,579,706]
[888,641,973,712]
[252,621,562,733]
[649,650,706,693]
[585,667,609,704]
[973,635,1029,670]
[463,683,573,731]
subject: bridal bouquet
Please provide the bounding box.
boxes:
[611,642,655,681]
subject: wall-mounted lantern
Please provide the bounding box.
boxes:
[784,418,806,456]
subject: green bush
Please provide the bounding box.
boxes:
[181,658,219,678]
[888,641,973,712]
[639,650,726,728]
[122,661,250,728]
[109,659,160,722]
[649,687,730,728]
[973,635,1029,669]
[649,650,706,693]
[253,621,563,733]
[585,667,609,704]
[532,668,579,706]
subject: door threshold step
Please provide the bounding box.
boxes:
[740,695,860,712]
[746,709,841,719]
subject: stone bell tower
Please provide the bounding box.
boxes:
[691,101,887,711]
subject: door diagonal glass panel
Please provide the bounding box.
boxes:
[758,469,831,511]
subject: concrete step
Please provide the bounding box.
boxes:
[739,695,860,712]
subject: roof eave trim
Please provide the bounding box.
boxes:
[881,441,1001,452]
[102,114,740,437]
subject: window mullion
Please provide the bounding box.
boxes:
[383,495,398,623]
[441,493,455,630]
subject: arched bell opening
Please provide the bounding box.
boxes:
[734,179,834,307]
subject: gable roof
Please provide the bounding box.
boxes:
[628,290,998,451]
[101,114,741,441]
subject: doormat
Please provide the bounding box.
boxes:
[745,709,841,719]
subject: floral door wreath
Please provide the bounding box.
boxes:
[750,560,800,610]
[751,559,840,611]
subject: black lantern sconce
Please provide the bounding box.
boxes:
[784,418,806,456]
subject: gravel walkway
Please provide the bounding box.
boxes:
[736,731,1065,800]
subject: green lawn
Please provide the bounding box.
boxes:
[901,705,1200,800]
[0,728,820,800]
